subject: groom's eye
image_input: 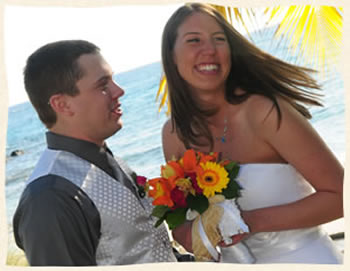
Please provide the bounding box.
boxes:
[101,84,108,91]
[96,78,108,91]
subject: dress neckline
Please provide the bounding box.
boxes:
[240,162,289,166]
[238,163,292,171]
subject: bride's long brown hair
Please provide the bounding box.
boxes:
[161,3,322,150]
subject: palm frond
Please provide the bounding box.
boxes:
[156,76,170,115]
[266,5,343,72]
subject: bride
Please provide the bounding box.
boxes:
[160,3,343,264]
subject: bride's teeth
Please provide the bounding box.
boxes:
[198,64,218,71]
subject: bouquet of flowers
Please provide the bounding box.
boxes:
[136,149,254,262]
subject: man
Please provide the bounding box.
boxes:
[12,40,177,266]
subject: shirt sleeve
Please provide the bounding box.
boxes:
[13,175,101,266]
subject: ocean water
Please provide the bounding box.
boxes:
[5,28,345,248]
[5,61,168,224]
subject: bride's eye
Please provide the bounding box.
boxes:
[214,36,226,42]
[187,37,200,43]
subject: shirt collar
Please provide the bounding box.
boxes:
[46,131,115,177]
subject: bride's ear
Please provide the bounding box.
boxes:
[48,94,74,116]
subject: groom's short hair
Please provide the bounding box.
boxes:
[24,40,100,128]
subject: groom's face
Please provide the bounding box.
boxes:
[67,53,125,146]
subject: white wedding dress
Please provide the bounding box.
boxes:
[220,163,343,264]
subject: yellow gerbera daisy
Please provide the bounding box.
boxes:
[196,161,229,198]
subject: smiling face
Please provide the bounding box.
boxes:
[173,12,231,96]
[66,53,125,145]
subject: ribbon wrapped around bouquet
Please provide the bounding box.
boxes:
[134,149,256,263]
[189,195,255,263]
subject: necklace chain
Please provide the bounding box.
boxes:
[215,118,228,143]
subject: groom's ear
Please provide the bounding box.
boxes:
[48,94,74,116]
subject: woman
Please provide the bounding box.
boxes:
[161,3,343,264]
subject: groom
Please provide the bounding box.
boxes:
[12,40,177,266]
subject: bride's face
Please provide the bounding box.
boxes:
[173,12,231,95]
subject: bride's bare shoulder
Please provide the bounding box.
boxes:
[162,119,186,161]
[243,94,279,125]
[162,119,178,140]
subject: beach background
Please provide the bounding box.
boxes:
[4,24,345,264]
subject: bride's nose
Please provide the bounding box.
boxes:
[201,39,216,55]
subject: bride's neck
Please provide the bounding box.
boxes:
[194,91,226,110]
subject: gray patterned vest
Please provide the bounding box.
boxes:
[28,149,177,265]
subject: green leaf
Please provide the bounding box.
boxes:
[225,162,240,178]
[152,205,171,228]
[222,178,242,199]
[224,161,235,171]
[165,208,187,230]
[130,172,137,181]
[154,218,165,228]
[222,162,241,199]
[151,205,170,218]
[186,194,209,214]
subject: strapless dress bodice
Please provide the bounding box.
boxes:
[220,163,343,264]
[236,163,314,210]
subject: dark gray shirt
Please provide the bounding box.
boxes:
[13,132,122,266]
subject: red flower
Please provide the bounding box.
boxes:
[170,187,187,209]
[186,172,203,194]
[136,175,147,187]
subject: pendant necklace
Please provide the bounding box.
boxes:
[216,117,228,143]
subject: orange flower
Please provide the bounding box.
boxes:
[198,152,219,164]
[182,149,198,172]
[161,161,184,181]
[219,159,231,167]
[148,177,175,207]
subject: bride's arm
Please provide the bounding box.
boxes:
[162,119,194,250]
[242,97,343,233]
[172,221,194,253]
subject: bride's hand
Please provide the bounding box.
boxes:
[218,233,249,247]
[172,221,193,253]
